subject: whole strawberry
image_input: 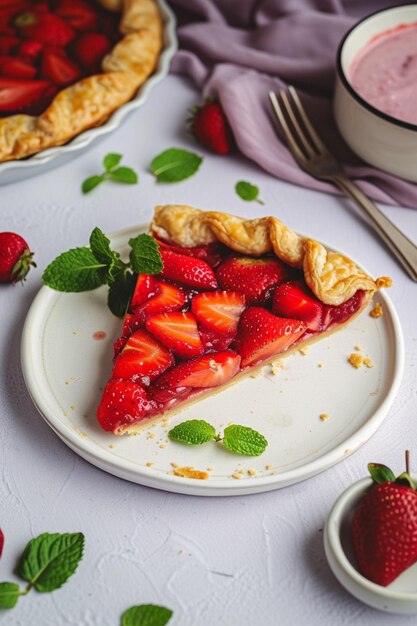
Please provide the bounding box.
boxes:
[0,232,36,283]
[352,463,417,586]
[189,100,232,154]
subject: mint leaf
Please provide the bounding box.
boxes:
[90,228,120,267]
[109,167,138,185]
[82,175,104,194]
[103,153,122,171]
[222,425,268,456]
[108,272,137,318]
[82,154,138,193]
[235,181,264,205]
[90,228,123,285]
[169,419,216,445]
[129,234,163,274]
[42,248,107,292]
[121,604,173,626]
[150,148,203,183]
[18,532,84,593]
[0,583,21,609]
[368,463,396,485]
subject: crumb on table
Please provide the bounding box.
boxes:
[320,413,329,421]
[363,356,374,368]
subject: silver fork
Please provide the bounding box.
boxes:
[269,87,417,282]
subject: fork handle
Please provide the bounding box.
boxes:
[333,174,417,282]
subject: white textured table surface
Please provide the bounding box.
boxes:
[1,75,417,626]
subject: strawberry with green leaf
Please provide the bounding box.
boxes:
[352,461,417,586]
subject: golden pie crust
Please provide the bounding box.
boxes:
[0,0,162,163]
[150,204,391,306]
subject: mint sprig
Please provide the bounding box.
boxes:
[121,604,173,626]
[82,153,138,193]
[0,532,84,610]
[150,148,203,183]
[235,180,264,205]
[42,229,163,318]
[168,419,268,456]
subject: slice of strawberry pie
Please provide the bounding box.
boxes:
[97,205,391,435]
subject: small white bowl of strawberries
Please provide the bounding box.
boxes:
[325,459,417,614]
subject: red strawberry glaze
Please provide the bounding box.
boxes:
[97,243,369,433]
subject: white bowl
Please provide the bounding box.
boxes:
[334,4,417,182]
[324,476,417,614]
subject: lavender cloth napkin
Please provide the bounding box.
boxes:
[169,0,417,209]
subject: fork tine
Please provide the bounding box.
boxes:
[279,90,316,159]
[269,92,306,165]
[288,86,330,157]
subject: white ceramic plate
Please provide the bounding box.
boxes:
[0,0,176,186]
[21,225,404,496]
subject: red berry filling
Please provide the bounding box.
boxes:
[0,0,121,117]
[97,245,367,433]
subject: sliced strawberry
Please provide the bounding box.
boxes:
[14,11,75,46]
[216,256,287,304]
[72,32,111,73]
[55,0,99,32]
[0,36,19,55]
[0,76,50,112]
[23,82,57,115]
[113,336,128,358]
[322,290,365,329]
[191,290,245,335]
[130,274,157,311]
[19,39,43,58]
[159,248,218,290]
[272,280,324,332]
[149,350,241,404]
[41,48,81,86]
[122,280,185,336]
[1,57,37,79]
[199,328,235,353]
[156,238,225,268]
[97,378,153,433]
[112,329,174,385]
[146,311,203,358]
[236,307,307,368]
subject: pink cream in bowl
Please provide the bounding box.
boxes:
[349,22,417,126]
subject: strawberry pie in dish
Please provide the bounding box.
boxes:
[0,0,162,162]
[97,205,391,435]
